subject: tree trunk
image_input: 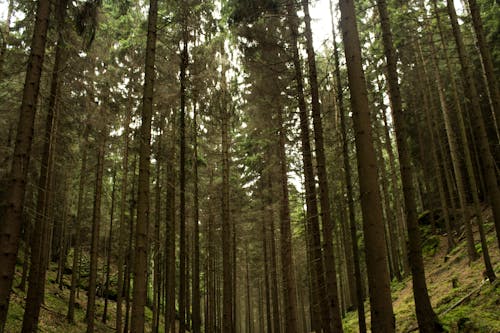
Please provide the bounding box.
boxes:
[375,0,442,330]
[179,19,189,333]
[103,170,117,323]
[329,1,366,329]
[67,120,90,322]
[86,123,107,333]
[0,1,51,329]
[284,1,331,331]
[466,0,500,134]
[338,0,395,330]
[164,110,176,333]
[446,0,500,251]
[302,1,343,331]
[221,57,233,333]
[152,128,162,333]
[277,104,299,333]
[131,0,157,331]
[116,106,131,333]
[192,104,201,333]
[22,2,67,327]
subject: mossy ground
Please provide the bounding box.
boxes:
[5,209,500,332]
[343,207,500,332]
[5,260,165,333]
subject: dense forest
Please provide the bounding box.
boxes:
[0,0,499,332]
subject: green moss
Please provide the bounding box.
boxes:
[422,235,440,256]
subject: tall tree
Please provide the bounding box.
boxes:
[446,0,500,250]
[0,1,52,329]
[329,2,366,330]
[302,1,343,331]
[338,0,395,330]
[131,0,158,331]
[179,10,189,332]
[86,117,107,333]
[374,0,442,330]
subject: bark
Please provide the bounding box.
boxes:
[164,112,176,333]
[86,124,107,333]
[446,0,500,251]
[414,44,455,252]
[302,1,343,331]
[130,0,157,331]
[466,0,500,134]
[266,175,281,333]
[152,129,162,333]
[284,1,331,331]
[124,156,138,333]
[67,122,90,322]
[103,170,117,323]
[245,246,252,333]
[375,0,442,330]
[22,2,67,327]
[221,58,233,333]
[116,106,131,333]
[277,105,299,333]
[329,1,366,329]
[338,0,395,330]
[261,182,273,333]
[0,1,51,329]
[192,104,201,333]
[179,20,188,333]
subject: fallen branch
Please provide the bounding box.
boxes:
[405,279,493,332]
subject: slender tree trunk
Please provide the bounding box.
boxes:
[284,2,331,331]
[329,2,366,330]
[22,2,67,327]
[265,174,281,333]
[116,106,131,333]
[164,112,176,333]
[86,123,107,333]
[466,0,500,132]
[411,43,456,254]
[103,170,117,323]
[152,128,162,333]
[261,182,273,333]
[426,31,496,280]
[245,245,252,333]
[375,0,442,330]
[18,199,32,292]
[221,58,233,333]
[302,1,343,331]
[67,122,90,322]
[131,0,157,331]
[277,105,299,333]
[338,0,395,330]
[125,156,138,333]
[0,1,51,329]
[192,104,201,333]
[446,0,500,250]
[179,20,189,333]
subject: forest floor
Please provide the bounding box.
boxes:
[4,208,500,332]
[344,206,500,333]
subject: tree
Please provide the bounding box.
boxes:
[374,0,442,330]
[338,0,395,330]
[0,1,52,330]
[86,115,107,333]
[130,0,158,331]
